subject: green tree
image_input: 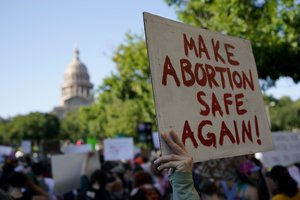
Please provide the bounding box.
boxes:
[83,33,155,137]
[0,119,11,144]
[165,0,300,84]
[267,96,300,131]
[59,110,83,140]
[59,106,103,140]
[8,112,60,143]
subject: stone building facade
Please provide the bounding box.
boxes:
[52,48,93,119]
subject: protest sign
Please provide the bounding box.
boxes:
[104,138,134,161]
[0,145,13,156]
[288,165,300,187]
[61,144,92,154]
[152,132,160,149]
[261,132,300,167]
[21,140,31,154]
[51,152,100,194]
[143,12,273,162]
[87,137,98,151]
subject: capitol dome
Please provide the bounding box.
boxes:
[61,48,93,106]
[63,48,91,86]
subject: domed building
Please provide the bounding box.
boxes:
[52,48,93,119]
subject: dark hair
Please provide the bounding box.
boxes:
[266,165,298,197]
[199,180,218,196]
[31,162,45,176]
[133,171,153,188]
[8,172,27,188]
[90,170,108,186]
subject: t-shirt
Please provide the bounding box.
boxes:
[272,189,300,200]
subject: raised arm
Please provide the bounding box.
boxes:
[154,131,200,200]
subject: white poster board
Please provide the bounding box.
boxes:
[21,140,31,154]
[51,152,100,195]
[152,132,160,149]
[104,138,134,161]
[0,145,13,156]
[61,144,92,154]
[144,12,273,162]
[261,132,300,167]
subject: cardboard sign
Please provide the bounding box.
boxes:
[104,138,134,161]
[0,145,13,156]
[261,132,300,167]
[143,12,273,162]
[62,144,92,154]
[21,140,31,154]
[51,152,100,194]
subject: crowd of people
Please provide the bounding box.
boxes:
[0,131,300,200]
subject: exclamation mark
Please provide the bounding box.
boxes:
[255,115,261,145]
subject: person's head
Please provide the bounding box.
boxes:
[133,171,153,188]
[238,160,260,181]
[110,163,125,175]
[266,165,298,197]
[31,162,45,176]
[90,169,108,187]
[224,175,236,188]
[199,180,220,200]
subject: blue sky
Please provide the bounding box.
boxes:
[0,1,299,118]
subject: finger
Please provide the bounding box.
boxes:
[162,132,185,155]
[170,130,186,151]
[154,154,183,165]
[157,161,180,171]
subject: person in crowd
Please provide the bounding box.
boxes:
[129,170,161,200]
[80,153,111,200]
[199,180,221,200]
[150,162,171,199]
[141,156,151,173]
[235,160,259,200]
[107,163,125,200]
[28,162,48,193]
[8,172,48,200]
[0,188,13,200]
[0,160,16,191]
[219,176,237,200]
[265,165,300,200]
[154,131,200,200]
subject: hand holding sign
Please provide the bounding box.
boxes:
[154,131,193,173]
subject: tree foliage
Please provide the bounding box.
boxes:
[165,0,300,84]
[264,95,300,131]
[0,112,60,144]
[81,33,155,137]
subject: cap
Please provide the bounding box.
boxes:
[239,160,260,175]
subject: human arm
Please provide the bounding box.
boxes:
[26,176,49,200]
[154,131,200,200]
[80,153,94,199]
[81,153,90,175]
